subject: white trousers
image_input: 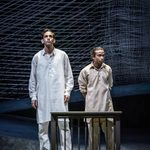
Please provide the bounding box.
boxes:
[87,118,114,150]
[38,121,71,150]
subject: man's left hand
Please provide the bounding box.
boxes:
[64,95,70,103]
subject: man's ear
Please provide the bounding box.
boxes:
[41,39,44,44]
[53,39,56,44]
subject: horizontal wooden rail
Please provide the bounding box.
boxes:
[51,111,122,150]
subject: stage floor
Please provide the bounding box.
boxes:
[0,114,150,150]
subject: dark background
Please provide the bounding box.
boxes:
[0,0,150,129]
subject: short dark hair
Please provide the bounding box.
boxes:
[41,28,55,39]
[90,47,104,58]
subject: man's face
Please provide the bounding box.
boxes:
[41,31,55,47]
[93,49,105,67]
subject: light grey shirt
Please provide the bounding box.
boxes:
[29,48,74,123]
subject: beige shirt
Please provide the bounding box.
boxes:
[78,62,114,113]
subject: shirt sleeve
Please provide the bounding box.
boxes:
[78,68,88,97]
[108,67,113,89]
[64,54,74,96]
[28,55,38,101]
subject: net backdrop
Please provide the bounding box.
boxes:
[0,0,150,100]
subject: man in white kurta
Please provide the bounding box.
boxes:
[78,47,114,150]
[29,28,74,150]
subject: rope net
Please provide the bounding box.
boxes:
[0,0,150,100]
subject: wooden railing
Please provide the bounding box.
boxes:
[51,111,122,150]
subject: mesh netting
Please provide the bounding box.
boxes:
[0,0,150,100]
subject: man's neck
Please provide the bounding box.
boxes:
[93,62,102,69]
[44,45,54,54]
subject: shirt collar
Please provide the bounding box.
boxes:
[42,48,56,56]
[90,62,106,70]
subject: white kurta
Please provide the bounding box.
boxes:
[29,48,74,123]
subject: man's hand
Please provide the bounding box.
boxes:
[64,95,70,103]
[31,100,38,109]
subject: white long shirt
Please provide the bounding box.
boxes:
[29,48,74,123]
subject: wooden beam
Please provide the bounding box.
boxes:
[71,82,150,102]
[111,82,150,97]
[0,83,150,113]
[0,98,31,113]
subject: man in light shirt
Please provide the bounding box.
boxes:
[78,47,114,150]
[29,28,74,150]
